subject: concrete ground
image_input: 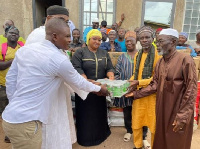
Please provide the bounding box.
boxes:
[73,127,200,149]
[0,118,200,149]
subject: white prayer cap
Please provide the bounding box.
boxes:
[159,28,179,38]
[92,18,99,22]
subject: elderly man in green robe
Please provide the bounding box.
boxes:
[126,28,197,149]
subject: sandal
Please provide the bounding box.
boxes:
[143,140,151,149]
[4,136,11,143]
[124,133,132,142]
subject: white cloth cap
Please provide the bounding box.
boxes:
[92,18,99,22]
[159,28,179,38]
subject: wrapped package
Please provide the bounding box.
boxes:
[96,79,130,98]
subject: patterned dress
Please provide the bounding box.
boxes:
[114,53,134,107]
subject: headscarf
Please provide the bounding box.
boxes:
[86,29,102,45]
[179,32,188,39]
[125,31,136,39]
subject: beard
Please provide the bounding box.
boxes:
[158,49,169,56]
[158,50,164,56]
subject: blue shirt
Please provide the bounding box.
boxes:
[100,41,122,52]
[114,39,127,52]
[176,45,197,57]
[83,27,100,43]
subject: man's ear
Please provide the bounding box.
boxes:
[150,37,154,43]
[52,33,57,42]
[45,16,52,25]
[171,38,177,46]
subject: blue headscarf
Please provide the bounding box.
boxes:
[179,32,188,39]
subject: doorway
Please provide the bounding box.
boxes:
[32,0,65,28]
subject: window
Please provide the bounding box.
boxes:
[183,0,200,40]
[141,0,176,29]
[80,0,116,33]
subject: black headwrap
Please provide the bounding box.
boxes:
[47,5,69,16]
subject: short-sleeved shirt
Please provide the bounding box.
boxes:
[100,41,122,52]
[114,39,127,52]
[70,40,85,48]
[0,44,21,86]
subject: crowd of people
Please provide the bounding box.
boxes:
[0,5,198,149]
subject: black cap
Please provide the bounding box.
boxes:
[101,21,107,26]
[47,5,69,16]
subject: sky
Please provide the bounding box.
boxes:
[144,1,173,25]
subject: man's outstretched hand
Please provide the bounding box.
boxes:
[127,80,139,93]
[94,84,109,96]
[125,92,134,98]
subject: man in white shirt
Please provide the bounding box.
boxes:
[24,5,78,148]
[2,17,108,149]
